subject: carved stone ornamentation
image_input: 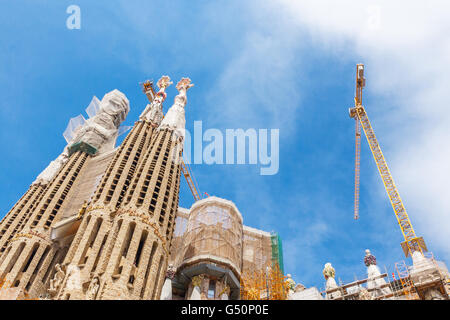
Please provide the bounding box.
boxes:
[140,75,173,125]
[86,276,100,300]
[323,263,335,280]
[165,264,176,280]
[48,264,65,296]
[364,249,377,266]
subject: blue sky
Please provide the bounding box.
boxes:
[1,1,449,290]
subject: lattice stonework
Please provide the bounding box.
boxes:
[58,125,183,300]
[0,150,90,299]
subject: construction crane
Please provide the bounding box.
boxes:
[348,64,427,258]
[140,80,202,202]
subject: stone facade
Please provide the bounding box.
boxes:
[0,89,130,299]
[0,78,284,300]
[55,77,186,300]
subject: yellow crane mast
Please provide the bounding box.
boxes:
[349,64,427,257]
[141,80,203,202]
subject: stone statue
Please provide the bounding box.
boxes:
[140,76,172,126]
[86,276,100,300]
[65,264,82,291]
[48,264,65,296]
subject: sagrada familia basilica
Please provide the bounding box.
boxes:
[0,76,448,300]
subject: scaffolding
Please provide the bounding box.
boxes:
[242,227,273,274]
[323,270,395,300]
[240,264,287,300]
[394,261,419,299]
[176,199,243,277]
[270,233,284,274]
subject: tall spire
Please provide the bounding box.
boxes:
[159,77,194,137]
[139,76,173,126]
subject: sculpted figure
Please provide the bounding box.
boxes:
[65,265,82,291]
[86,276,100,300]
[48,264,65,296]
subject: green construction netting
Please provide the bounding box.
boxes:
[68,141,97,156]
[270,232,284,274]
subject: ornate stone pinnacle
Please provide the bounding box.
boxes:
[157,76,173,91]
[323,263,335,279]
[176,77,194,92]
[364,249,377,266]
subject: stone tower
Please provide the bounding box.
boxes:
[55,77,192,300]
[0,90,129,299]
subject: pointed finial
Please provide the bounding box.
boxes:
[323,263,336,279]
[364,249,377,266]
[157,75,173,91]
[176,77,194,92]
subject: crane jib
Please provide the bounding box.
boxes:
[355,105,427,257]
